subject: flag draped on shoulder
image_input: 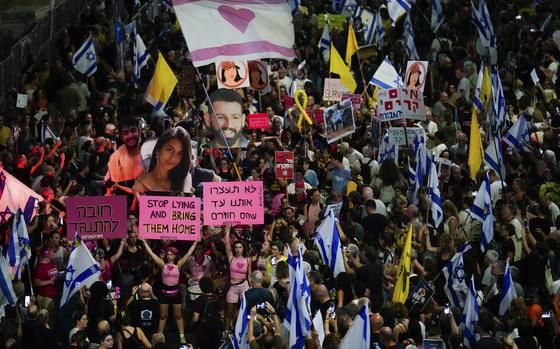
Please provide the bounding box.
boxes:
[462,275,479,348]
[232,292,250,349]
[428,157,443,228]
[392,224,413,303]
[470,172,493,252]
[369,56,404,89]
[0,170,42,224]
[330,43,357,93]
[484,137,505,179]
[339,301,371,349]
[173,0,296,67]
[133,34,150,87]
[499,258,517,316]
[378,130,398,164]
[72,35,97,77]
[471,0,496,49]
[403,12,419,60]
[145,52,178,110]
[387,0,413,26]
[431,0,444,33]
[318,17,331,63]
[314,209,345,278]
[503,116,530,153]
[443,243,471,308]
[60,233,101,308]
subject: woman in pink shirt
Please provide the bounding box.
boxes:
[92,239,125,282]
[142,239,198,344]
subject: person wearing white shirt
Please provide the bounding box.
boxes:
[276,67,293,92]
[456,68,471,100]
[417,107,438,149]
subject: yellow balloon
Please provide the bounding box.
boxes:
[294,89,313,131]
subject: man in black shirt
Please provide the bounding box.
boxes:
[362,200,388,248]
[245,271,275,314]
[354,246,385,312]
[379,326,404,349]
[22,305,42,349]
[473,311,504,349]
[127,283,160,339]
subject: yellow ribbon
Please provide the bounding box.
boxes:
[294,89,313,131]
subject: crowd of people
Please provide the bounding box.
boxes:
[1,0,560,348]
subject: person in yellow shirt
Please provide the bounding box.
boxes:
[265,241,287,286]
[0,115,12,148]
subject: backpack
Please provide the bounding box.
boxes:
[358,158,375,185]
[200,298,223,333]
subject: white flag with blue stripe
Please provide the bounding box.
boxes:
[318,17,331,63]
[387,0,414,26]
[339,301,371,349]
[8,209,31,279]
[503,116,530,153]
[288,0,299,16]
[72,35,97,77]
[403,12,419,60]
[470,173,493,252]
[353,6,375,46]
[428,155,443,228]
[369,56,404,89]
[484,137,505,179]
[490,67,506,134]
[233,292,250,349]
[60,233,101,308]
[499,258,518,316]
[315,209,345,278]
[332,0,357,15]
[0,253,17,317]
[373,10,385,48]
[471,0,496,49]
[443,243,471,308]
[473,64,485,113]
[133,34,150,87]
[462,275,479,348]
[431,0,444,33]
[378,131,398,164]
[7,213,20,273]
[283,244,312,349]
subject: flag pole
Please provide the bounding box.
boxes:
[27,266,34,296]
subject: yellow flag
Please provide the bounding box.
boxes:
[477,66,492,112]
[345,23,358,66]
[392,224,413,304]
[145,52,178,110]
[330,43,357,93]
[468,108,483,180]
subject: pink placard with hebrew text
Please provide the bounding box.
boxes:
[203,181,264,226]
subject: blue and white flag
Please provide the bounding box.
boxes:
[232,292,250,349]
[318,17,331,63]
[332,0,357,15]
[408,159,416,185]
[8,209,31,280]
[471,0,496,49]
[133,34,150,87]
[283,245,312,349]
[60,233,101,308]
[7,215,20,273]
[315,209,345,278]
[443,243,471,308]
[369,56,404,89]
[289,0,299,16]
[408,134,429,205]
[72,35,97,77]
[387,0,414,26]
[462,275,479,348]
[403,12,419,60]
[41,121,57,143]
[490,67,506,134]
[0,254,16,317]
[115,19,124,44]
[378,131,398,164]
[431,0,444,33]
[484,137,505,179]
[470,173,493,252]
[503,116,530,153]
[499,258,518,316]
[339,301,371,349]
[473,64,485,113]
[353,6,374,46]
[373,10,385,48]
[428,155,443,228]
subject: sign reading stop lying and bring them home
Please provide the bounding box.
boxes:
[139,196,201,241]
[203,181,264,226]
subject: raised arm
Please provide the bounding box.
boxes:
[30,147,45,175]
[177,239,199,269]
[110,238,126,264]
[225,225,233,261]
[141,239,164,268]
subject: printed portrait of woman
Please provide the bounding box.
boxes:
[405,61,427,92]
[218,61,248,89]
[248,61,268,91]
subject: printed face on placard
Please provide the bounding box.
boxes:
[217,61,249,89]
[406,61,428,92]
[248,61,269,91]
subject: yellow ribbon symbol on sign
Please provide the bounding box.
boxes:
[294,89,313,131]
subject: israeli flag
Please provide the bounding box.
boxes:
[332,0,357,15]
[232,292,250,349]
[473,64,485,113]
[353,6,375,45]
[462,275,479,348]
[443,243,471,308]
[403,12,419,60]
[387,0,414,26]
[7,210,20,272]
[431,0,444,33]
[408,135,429,205]
[133,34,150,87]
[407,159,416,185]
[484,137,505,179]
[428,155,443,228]
[369,56,404,89]
[490,67,507,134]
[339,301,371,349]
[471,173,493,252]
[471,0,496,49]
[378,131,398,164]
[288,0,299,16]
[9,209,31,280]
[283,244,311,349]
[72,35,97,77]
[60,233,101,308]
[503,116,530,153]
[0,254,17,317]
[373,10,386,48]
[318,17,331,63]
[499,258,518,316]
[41,121,57,143]
[315,209,346,278]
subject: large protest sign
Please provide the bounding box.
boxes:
[323,98,355,143]
[323,78,349,102]
[341,93,361,108]
[203,181,264,225]
[275,151,294,179]
[377,88,425,122]
[388,127,426,145]
[326,202,343,217]
[216,61,250,89]
[405,61,428,92]
[247,113,269,129]
[66,196,128,240]
[139,196,201,240]
[406,278,435,314]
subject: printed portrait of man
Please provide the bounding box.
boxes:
[204,88,248,148]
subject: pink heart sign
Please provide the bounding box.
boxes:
[217,5,255,33]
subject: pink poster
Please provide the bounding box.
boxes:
[203,181,264,226]
[66,196,128,240]
[139,196,201,240]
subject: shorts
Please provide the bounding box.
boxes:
[159,288,183,305]
[226,280,249,303]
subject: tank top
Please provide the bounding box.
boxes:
[229,256,248,280]
[162,263,180,286]
[120,327,141,349]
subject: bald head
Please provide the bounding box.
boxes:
[140,282,152,298]
[380,326,396,344]
[313,284,330,303]
[371,313,384,332]
[362,187,373,201]
[27,304,39,319]
[97,320,110,334]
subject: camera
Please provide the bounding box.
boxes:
[444,304,450,314]
[256,302,266,309]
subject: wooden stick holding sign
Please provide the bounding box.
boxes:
[294,89,314,131]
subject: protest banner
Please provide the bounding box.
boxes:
[16,94,28,109]
[323,98,355,143]
[388,127,426,146]
[341,93,361,109]
[377,88,425,122]
[216,61,250,89]
[326,202,343,217]
[66,196,128,240]
[406,278,435,314]
[283,95,295,109]
[314,109,324,124]
[248,60,269,91]
[203,181,264,226]
[405,61,429,92]
[323,78,349,102]
[275,151,294,179]
[247,113,269,129]
[139,196,201,240]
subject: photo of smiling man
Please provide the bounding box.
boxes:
[204,88,248,148]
